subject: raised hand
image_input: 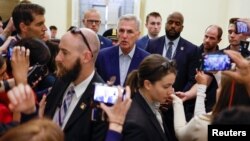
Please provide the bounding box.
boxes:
[7,84,36,114]
[100,86,132,133]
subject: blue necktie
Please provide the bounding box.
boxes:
[56,86,75,127]
[166,41,173,59]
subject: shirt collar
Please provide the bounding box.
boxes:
[119,45,136,58]
[139,91,161,113]
[165,36,180,47]
[73,70,95,98]
[148,34,157,39]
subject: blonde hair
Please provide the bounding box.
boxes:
[0,118,64,141]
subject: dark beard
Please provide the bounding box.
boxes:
[56,58,81,82]
[165,29,181,41]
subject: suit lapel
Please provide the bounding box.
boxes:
[127,47,138,74]
[135,94,168,141]
[173,37,184,60]
[158,37,166,54]
[63,91,91,130]
[111,47,120,85]
[63,73,100,130]
[45,79,71,118]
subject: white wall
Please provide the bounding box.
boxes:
[142,0,250,49]
[30,0,250,48]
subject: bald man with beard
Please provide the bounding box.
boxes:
[44,27,108,141]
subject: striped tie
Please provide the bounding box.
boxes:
[56,86,75,127]
[166,41,173,59]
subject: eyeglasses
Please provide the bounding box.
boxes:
[68,27,93,57]
[85,19,101,25]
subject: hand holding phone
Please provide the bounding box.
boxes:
[93,83,124,105]
[92,83,124,121]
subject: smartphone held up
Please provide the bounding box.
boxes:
[201,53,235,72]
[93,83,124,106]
[235,21,249,34]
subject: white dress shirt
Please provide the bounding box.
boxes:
[53,70,95,129]
[119,46,135,85]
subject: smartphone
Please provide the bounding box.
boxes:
[201,53,234,71]
[28,64,48,86]
[93,83,123,105]
[6,39,16,60]
[235,21,249,34]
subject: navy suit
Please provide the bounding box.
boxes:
[98,35,113,49]
[122,93,174,141]
[96,46,150,86]
[44,72,108,141]
[105,130,122,141]
[136,35,150,49]
[146,36,198,92]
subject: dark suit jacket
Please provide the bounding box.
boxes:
[98,35,113,49]
[105,130,122,141]
[146,36,199,92]
[122,93,174,141]
[136,35,150,49]
[44,72,108,141]
[96,46,150,86]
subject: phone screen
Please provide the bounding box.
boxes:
[93,83,123,105]
[6,39,16,60]
[201,53,233,71]
[27,65,47,86]
[235,21,249,34]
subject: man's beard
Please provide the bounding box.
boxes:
[56,58,81,82]
[165,29,181,41]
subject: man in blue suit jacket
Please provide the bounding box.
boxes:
[98,34,113,49]
[136,12,162,49]
[146,11,199,127]
[82,8,113,49]
[96,14,150,86]
[146,11,198,93]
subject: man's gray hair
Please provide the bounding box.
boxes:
[118,14,141,31]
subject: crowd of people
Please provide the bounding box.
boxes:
[0,1,250,141]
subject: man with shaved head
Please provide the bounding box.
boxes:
[44,27,108,141]
[146,11,198,93]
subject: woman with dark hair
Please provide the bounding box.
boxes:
[14,38,53,100]
[123,54,177,141]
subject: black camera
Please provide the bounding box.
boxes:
[27,64,48,86]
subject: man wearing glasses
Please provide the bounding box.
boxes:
[82,8,113,49]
